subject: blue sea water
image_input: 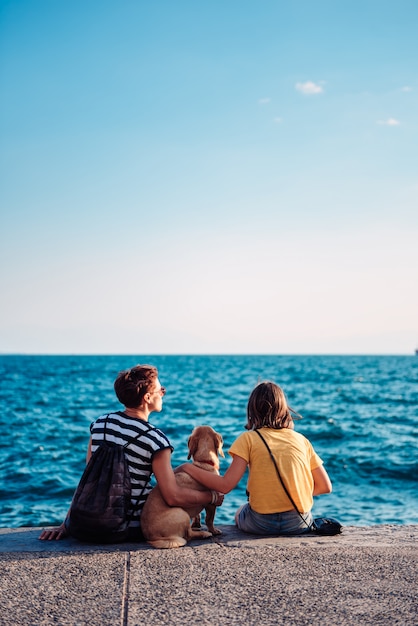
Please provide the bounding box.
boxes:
[0,354,417,529]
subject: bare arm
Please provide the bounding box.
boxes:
[86,437,92,463]
[152,449,223,507]
[179,454,248,494]
[312,465,332,495]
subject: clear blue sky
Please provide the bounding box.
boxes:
[1,0,417,354]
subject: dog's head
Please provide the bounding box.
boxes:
[187,426,224,464]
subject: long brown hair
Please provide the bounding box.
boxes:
[246,381,301,430]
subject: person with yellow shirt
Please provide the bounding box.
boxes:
[181,381,333,535]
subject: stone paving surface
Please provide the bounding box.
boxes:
[0,525,417,625]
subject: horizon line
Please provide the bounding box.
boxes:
[0,352,416,357]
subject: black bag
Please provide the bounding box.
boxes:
[68,416,142,543]
[311,517,343,536]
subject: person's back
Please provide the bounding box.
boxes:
[230,426,321,517]
[90,410,170,530]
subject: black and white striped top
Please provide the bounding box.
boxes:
[90,411,173,527]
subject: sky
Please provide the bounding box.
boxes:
[0,0,417,355]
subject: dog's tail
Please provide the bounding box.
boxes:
[147,536,188,549]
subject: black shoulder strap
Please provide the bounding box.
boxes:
[103,414,110,441]
[254,429,311,530]
[103,413,152,519]
[105,412,156,449]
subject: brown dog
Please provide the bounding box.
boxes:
[140,425,224,549]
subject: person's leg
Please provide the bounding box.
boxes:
[235,504,313,536]
[235,503,267,534]
[234,504,247,526]
[277,509,313,535]
[235,504,281,535]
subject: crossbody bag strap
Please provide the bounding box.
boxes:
[94,414,145,521]
[114,411,157,449]
[103,414,111,440]
[254,429,311,530]
[126,427,156,519]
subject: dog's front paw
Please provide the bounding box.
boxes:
[207,527,222,535]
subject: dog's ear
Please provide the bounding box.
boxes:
[187,432,198,460]
[215,432,225,457]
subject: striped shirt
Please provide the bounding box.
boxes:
[90,411,173,527]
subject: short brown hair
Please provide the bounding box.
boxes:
[246,381,300,430]
[114,364,158,408]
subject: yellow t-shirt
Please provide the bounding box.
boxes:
[229,428,323,514]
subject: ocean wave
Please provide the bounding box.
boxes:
[1,354,417,528]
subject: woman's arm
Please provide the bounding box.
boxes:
[152,449,223,507]
[179,454,248,494]
[312,465,332,495]
[86,437,92,463]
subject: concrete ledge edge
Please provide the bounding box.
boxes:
[0,524,417,554]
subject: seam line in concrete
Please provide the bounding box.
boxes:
[121,551,130,626]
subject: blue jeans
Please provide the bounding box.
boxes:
[235,504,313,536]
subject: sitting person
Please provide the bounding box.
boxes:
[40,364,223,541]
[180,381,332,535]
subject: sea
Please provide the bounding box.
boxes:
[0,354,417,529]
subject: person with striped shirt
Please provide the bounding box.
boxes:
[40,364,223,541]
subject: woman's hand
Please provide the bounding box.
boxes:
[39,522,68,541]
[174,456,247,494]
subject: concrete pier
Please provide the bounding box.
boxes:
[0,525,417,625]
